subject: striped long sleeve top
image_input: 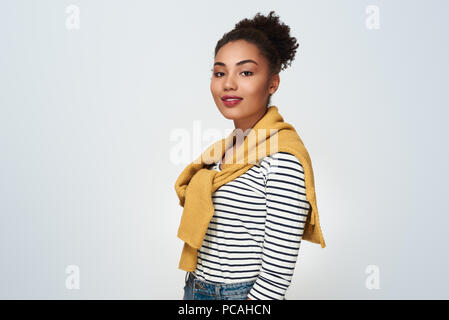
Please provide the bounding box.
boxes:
[192,151,310,300]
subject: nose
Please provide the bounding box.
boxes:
[223,73,237,91]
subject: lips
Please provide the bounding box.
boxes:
[221,95,243,101]
[221,95,243,107]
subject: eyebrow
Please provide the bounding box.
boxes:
[213,59,258,67]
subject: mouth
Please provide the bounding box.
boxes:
[221,95,243,107]
[221,95,243,101]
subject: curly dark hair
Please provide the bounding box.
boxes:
[214,11,299,107]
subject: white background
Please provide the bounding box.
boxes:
[0,0,448,299]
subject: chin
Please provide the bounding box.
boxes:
[219,107,245,120]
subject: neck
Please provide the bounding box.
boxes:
[233,106,268,137]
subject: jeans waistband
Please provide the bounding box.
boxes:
[186,271,197,283]
[187,272,256,287]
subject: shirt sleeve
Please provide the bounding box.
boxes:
[247,152,310,300]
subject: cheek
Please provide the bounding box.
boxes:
[240,80,267,97]
[210,81,220,95]
[210,84,222,105]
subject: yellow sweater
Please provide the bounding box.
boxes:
[174,106,326,271]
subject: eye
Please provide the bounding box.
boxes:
[211,70,253,78]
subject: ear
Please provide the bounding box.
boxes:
[268,73,280,95]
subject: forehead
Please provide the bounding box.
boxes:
[214,40,264,66]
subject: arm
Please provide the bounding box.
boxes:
[247,153,309,300]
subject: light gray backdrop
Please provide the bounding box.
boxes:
[1,0,448,299]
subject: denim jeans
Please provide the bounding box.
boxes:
[183,272,256,300]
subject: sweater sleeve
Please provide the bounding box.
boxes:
[247,152,310,300]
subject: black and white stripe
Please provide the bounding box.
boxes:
[193,151,310,300]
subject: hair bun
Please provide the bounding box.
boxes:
[233,11,299,72]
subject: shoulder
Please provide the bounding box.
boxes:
[263,152,304,171]
[258,152,305,184]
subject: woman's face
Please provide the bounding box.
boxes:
[210,40,279,127]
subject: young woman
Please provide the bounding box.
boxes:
[177,11,325,300]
